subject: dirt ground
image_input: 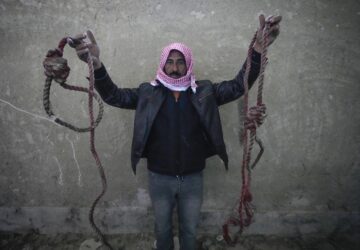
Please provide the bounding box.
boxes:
[1,231,359,250]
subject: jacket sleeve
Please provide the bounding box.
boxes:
[212,50,262,106]
[93,64,139,110]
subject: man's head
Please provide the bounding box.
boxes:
[153,42,197,92]
[164,50,187,79]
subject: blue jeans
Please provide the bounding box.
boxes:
[148,170,203,250]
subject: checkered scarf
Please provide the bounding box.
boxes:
[151,42,197,93]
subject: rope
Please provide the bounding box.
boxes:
[43,38,113,250]
[42,39,104,132]
[222,22,270,246]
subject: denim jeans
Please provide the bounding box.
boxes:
[148,170,203,250]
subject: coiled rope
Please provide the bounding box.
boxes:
[222,22,270,246]
[43,37,113,250]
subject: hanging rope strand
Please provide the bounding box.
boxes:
[43,37,113,250]
[223,22,270,245]
[87,49,113,250]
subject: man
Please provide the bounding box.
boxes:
[73,14,281,250]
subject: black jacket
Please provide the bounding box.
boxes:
[94,51,261,175]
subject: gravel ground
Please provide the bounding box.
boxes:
[0,232,359,250]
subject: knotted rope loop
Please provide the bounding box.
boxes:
[42,38,104,133]
[244,104,267,131]
[43,49,70,84]
[222,20,271,246]
[42,37,113,250]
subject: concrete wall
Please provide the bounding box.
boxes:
[0,0,359,237]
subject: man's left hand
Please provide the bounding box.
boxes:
[253,14,282,53]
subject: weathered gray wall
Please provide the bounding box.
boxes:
[0,0,359,237]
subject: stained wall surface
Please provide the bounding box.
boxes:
[0,0,359,236]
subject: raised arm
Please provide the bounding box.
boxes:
[72,30,139,110]
[93,64,139,110]
[213,14,281,106]
[213,51,261,106]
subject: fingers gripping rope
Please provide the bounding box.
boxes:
[222,22,271,246]
[42,37,113,250]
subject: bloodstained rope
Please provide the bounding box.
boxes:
[222,22,270,246]
[42,37,113,250]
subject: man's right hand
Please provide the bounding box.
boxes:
[71,30,102,70]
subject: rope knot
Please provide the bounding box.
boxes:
[244,104,266,130]
[43,49,70,84]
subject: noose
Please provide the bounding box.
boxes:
[222,21,270,246]
[42,37,113,250]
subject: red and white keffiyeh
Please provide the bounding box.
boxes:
[151,42,197,93]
